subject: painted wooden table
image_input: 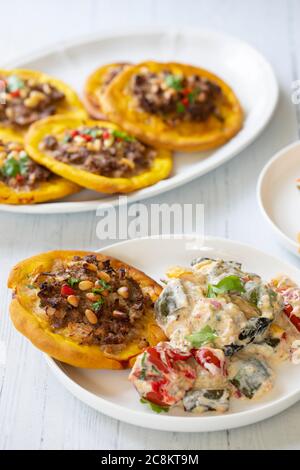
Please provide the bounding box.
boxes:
[0,0,300,450]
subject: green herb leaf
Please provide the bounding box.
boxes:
[26,284,35,289]
[97,279,111,291]
[176,102,185,113]
[19,153,29,175]
[207,275,245,298]
[140,398,169,414]
[186,325,218,348]
[7,75,24,92]
[68,277,80,287]
[165,74,183,91]
[112,129,136,142]
[92,288,104,295]
[92,299,104,312]
[2,157,20,177]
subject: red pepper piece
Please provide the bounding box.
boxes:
[147,347,169,374]
[10,90,20,98]
[102,130,111,140]
[60,284,75,296]
[165,348,192,362]
[284,304,293,316]
[181,97,189,106]
[81,134,92,142]
[182,88,192,96]
[70,130,79,138]
[16,174,24,183]
[146,391,167,406]
[283,303,300,332]
[192,348,221,369]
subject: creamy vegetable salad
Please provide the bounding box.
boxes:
[129,258,300,414]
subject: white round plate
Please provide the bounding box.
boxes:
[258,141,300,258]
[0,28,278,214]
[46,235,300,432]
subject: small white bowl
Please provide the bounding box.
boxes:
[257,141,300,258]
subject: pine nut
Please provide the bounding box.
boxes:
[85,309,98,324]
[85,262,97,272]
[117,286,129,299]
[78,280,94,291]
[24,90,45,108]
[97,271,111,282]
[112,310,128,319]
[67,295,79,307]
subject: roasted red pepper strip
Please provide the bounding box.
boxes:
[283,303,300,332]
[147,347,169,374]
[102,130,111,140]
[165,348,192,362]
[192,348,221,369]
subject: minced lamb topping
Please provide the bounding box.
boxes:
[34,254,153,350]
[131,69,223,125]
[0,75,65,127]
[0,139,51,190]
[40,126,155,178]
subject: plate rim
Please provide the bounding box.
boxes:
[0,27,278,214]
[45,235,300,432]
[257,139,300,253]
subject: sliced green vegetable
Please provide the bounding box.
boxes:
[140,398,169,413]
[186,325,218,348]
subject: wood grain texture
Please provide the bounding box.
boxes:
[0,0,300,450]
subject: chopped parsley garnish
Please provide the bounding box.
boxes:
[26,284,35,289]
[165,74,183,91]
[67,277,80,287]
[176,102,185,113]
[188,88,200,104]
[112,129,136,142]
[140,398,169,414]
[7,75,24,92]
[186,325,218,348]
[1,152,29,178]
[97,279,111,291]
[207,275,245,298]
[92,299,104,312]
[92,288,105,295]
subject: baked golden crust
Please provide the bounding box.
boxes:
[0,68,86,135]
[25,115,173,194]
[101,61,244,151]
[0,128,80,204]
[8,250,166,369]
[83,62,131,119]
